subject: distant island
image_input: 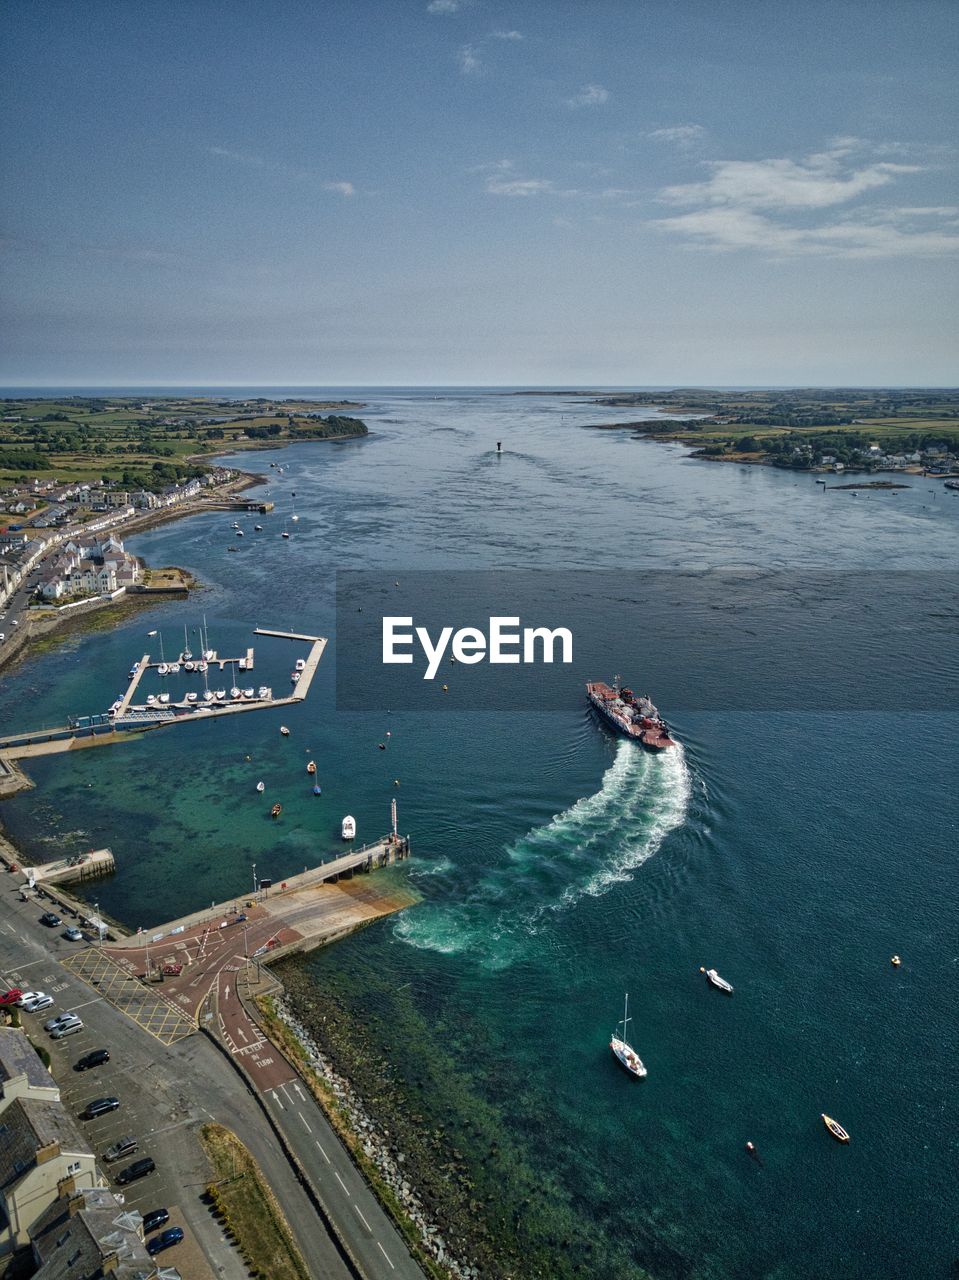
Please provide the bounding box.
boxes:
[0,395,369,489]
[532,387,959,477]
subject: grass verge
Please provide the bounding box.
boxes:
[199,1122,311,1280]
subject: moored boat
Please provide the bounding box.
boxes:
[341,815,356,840]
[821,1114,850,1143]
[610,992,647,1078]
[306,760,316,775]
[256,781,265,793]
[271,803,282,818]
[280,725,290,736]
[700,966,734,995]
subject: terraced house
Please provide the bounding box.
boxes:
[38,535,140,601]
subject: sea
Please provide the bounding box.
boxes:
[1,388,957,1279]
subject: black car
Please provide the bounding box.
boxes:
[116,1157,155,1185]
[75,1049,110,1072]
[142,1208,170,1234]
[147,1226,184,1256]
[83,1096,120,1119]
[39,912,62,928]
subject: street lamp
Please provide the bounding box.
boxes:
[252,863,258,896]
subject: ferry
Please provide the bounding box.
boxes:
[586,680,676,750]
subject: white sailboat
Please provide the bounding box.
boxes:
[182,625,192,662]
[610,993,647,1078]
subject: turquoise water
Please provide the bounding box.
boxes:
[2,391,957,1278]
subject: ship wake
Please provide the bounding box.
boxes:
[395,739,691,967]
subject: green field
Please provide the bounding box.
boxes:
[0,396,368,486]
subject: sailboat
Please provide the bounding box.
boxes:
[291,495,299,522]
[610,993,647,1078]
[182,625,192,662]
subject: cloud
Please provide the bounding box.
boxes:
[492,29,523,40]
[660,151,918,210]
[208,146,356,196]
[650,142,959,258]
[427,0,461,12]
[458,43,481,75]
[323,181,355,197]
[208,146,265,168]
[567,84,609,108]
[646,124,706,147]
[487,175,556,197]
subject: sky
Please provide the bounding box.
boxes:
[1,0,957,386]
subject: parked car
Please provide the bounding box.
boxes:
[39,912,62,928]
[62,926,84,942]
[116,1157,155,1185]
[44,1012,80,1032]
[83,1097,120,1119]
[21,993,54,1013]
[146,1227,184,1256]
[16,991,46,1007]
[75,1049,110,1072]
[51,1019,84,1040]
[105,1136,138,1162]
[0,989,23,1006]
[142,1208,170,1234]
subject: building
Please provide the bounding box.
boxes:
[0,1096,102,1251]
[38,535,140,601]
[0,1029,59,1112]
[29,1186,159,1280]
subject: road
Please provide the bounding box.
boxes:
[0,881,354,1280]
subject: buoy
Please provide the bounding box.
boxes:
[393,779,400,787]
[699,966,706,974]
[385,731,391,737]
[891,955,901,966]
[746,1141,755,1153]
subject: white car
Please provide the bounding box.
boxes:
[21,993,54,1013]
[16,990,47,1007]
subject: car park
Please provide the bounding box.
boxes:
[104,1136,138,1162]
[74,1048,110,1071]
[44,1012,80,1032]
[142,1208,170,1234]
[51,1019,84,1039]
[0,989,23,1006]
[146,1226,184,1256]
[62,926,83,942]
[21,993,54,1013]
[83,1096,120,1119]
[116,1157,155,1185]
[39,911,62,927]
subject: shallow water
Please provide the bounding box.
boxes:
[2,389,957,1278]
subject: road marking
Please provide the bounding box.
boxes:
[334,1170,349,1194]
[297,1112,312,1133]
[377,1241,395,1270]
[69,997,104,1012]
[16,958,48,971]
[293,1081,306,1100]
[314,1139,331,1164]
[267,1091,281,1106]
[278,1083,294,1107]
[353,1204,372,1232]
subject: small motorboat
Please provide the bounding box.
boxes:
[279,725,290,736]
[271,803,282,819]
[281,531,290,539]
[291,671,300,684]
[146,694,156,705]
[306,760,316,775]
[821,1114,850,1143]
[203,689,215,702]
[230,687,242,699]
[700,966,734,995]
[236,530,244,537]
[257,686,270,698]
[256,781,265,793]
[214,689,226,701]
[243,687,255,698]
[157,663,169,675]
[197,660,208,673]
[295,658,306,672]
[254,524,263,531]
[184,661,195,672]
[186,692,198,703]
[158,692,170,705]
[168,663,180,674]
[341,815,356,840]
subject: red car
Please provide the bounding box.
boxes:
[0,989,23,1006]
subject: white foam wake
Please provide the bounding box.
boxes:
[395,739,691,964]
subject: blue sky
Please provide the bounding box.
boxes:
[1,0,957,385]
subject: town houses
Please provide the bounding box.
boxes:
[38,534,141,601]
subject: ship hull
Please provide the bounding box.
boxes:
[586,683,676,750]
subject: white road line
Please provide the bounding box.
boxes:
[314,1139,331,1163]
[68,997,104,1012]
[334,1170,349,1194]
[353,1204,372,1232]
[293,1081,306,1100]
[267,1091,282,1106]
[15,958,48,971]
[298,1112,312,1134]
[377,1241,395,1270]
[278,1083,294,1106]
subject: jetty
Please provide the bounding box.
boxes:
[26,847,116,885]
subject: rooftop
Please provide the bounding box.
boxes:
[0,1027,58,1094]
